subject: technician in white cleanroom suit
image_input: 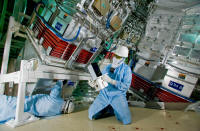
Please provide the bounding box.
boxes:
[88,46,132,125]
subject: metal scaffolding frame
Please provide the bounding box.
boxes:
[0,16,91,128]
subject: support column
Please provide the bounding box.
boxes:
[15,82,26,122]
[0,16,15,94]
[6,60,39,128]
[15,60,26,123]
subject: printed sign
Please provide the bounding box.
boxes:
[55,22,63,31]
[168,80,184,91]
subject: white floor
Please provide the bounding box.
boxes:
[0,107,200,131]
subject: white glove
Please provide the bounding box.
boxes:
[88,80,98,88]
[102,74,116,86]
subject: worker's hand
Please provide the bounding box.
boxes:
[88,79,97,88]
[102,74,116,86]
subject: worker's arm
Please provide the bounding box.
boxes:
[49,80,63,98]
[115,66,132,91]
[102,65,132,92]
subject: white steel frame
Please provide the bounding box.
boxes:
[0,16,91,128]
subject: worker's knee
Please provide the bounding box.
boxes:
[118,110,132,125]
[88,114,93,120]
[88,107,93,120]
[123,120,132,125]
[122,117,132,125]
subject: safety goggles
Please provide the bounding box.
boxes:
[114,54,123,59]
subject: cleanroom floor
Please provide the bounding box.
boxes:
[0,107,200,131]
